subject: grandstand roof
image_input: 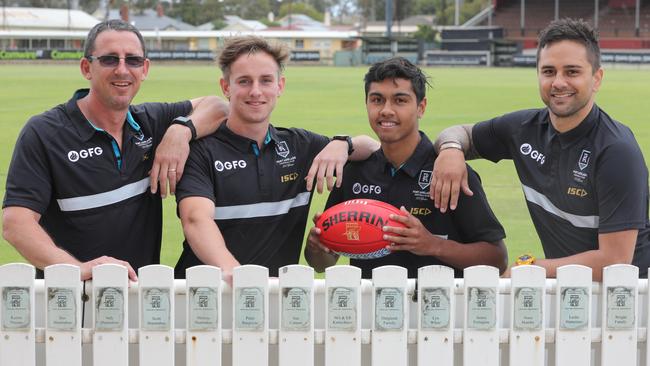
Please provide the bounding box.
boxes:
[0,7,99,30]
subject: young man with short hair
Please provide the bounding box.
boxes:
[305,57,508,278]
[174,36,380,282]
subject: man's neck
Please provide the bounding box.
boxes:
[226,117,270,147]
[549,101,594,133]
[381,132,421,169]
[77,94,127,139]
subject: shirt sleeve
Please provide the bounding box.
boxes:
[298,128,330,161]
[472,110,537,163]
[3,121,53,214]
[175,139,217,204]
[138,101,193,146]
[596,140,649,233]
[450,165,506,243]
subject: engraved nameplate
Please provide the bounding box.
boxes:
[188,287,218,331]
[328,287,357,331]
[47,287,76,331]
[421,287,450,330]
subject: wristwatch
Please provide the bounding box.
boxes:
[332,135,354,156]
[515,253,536,266]
[172,116,197,141]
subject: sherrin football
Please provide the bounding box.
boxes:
[316,199,406,259]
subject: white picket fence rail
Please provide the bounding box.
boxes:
[0,262,648,365]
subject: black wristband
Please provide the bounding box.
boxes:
[332,135,354,156]
[172,116,197,141]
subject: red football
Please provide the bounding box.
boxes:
[316,199,406,259]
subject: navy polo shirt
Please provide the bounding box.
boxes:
[3,89,192,274]
[325,132,506,278]
[473,105,650,276]
[174,122,330,277]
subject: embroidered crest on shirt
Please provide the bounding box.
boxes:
[578,150,591,171]
[275,141,290,158]
[418,170,432,190]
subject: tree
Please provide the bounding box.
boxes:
[279,2,324,22]
[220,0,271,20]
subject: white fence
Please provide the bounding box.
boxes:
[0,262,648,365]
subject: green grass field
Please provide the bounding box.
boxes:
[1,63,649,269]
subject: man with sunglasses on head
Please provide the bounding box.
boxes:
[2,20,229,281]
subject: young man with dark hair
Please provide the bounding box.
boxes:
[305,57,508,278]
[174,36,380,282]
[430,18,650,280]
[2,20,229,281]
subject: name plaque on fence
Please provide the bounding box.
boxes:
[141,287,171,331]
[188,287,218,331]
[235,287,264,330]
[281,287,310,331]
[467,287,496,330]
[421,287,450,329]
[559,287,589,329]
[1,287,30,330]
[328,287,357,331]
[95,287,124,331]
[513,287,542,330]
[606,286,635,330]
[47,287,76,331]
[375,287,404,331]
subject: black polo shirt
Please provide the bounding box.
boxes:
[473,105,650,276]
[174,122,330,278]
[324,132,506,278]
[3,89,192,274]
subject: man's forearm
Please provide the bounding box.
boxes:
[2,207,81,269]
[304,245,339,273]
[188,96,229,138]
[434,124,481,159]
[434,238,508,274]
[349,135,380,161]
[182,214,239,269]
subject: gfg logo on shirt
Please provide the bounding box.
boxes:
[67,147,103,162]
[352,182,382,195]
[519,143,546,165]
[214,160,247,172]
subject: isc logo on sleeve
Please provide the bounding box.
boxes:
[67,147,103,162]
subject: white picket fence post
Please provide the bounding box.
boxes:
[138,265,175,366]
[92,264,129,366]
[371,265,408,366]
[185,265,222,366]
[44,264,81,366]
[463,265,499,366]
[417,265,454,366]
[232,265,269,366]
[510,265,546,366]
[324,265,362,366]
[601,264,638,365]
[0,263,36,366]
[278,264,314,366]
[555,265,592,366]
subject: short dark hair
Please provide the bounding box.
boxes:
[537,18,600,72]
[218,36,289,80]
[84,20,146,58]
[364,57,430,103]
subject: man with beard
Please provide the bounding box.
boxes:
[429,18,650,280]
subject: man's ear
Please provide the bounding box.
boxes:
[417,97,427,119]
[220,77,230,100]
[80,57,92,80]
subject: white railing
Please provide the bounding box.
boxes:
[0,263,648,366]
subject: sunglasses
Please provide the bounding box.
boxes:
[86,55,146,68]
